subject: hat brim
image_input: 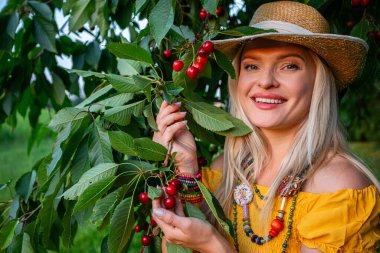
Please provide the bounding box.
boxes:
[213,33,368,88]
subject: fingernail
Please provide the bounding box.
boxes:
[153,208,165,218]
[174,102,181,106]
[180,111,187,115]
[182,120,187,124]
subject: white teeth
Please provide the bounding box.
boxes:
[255,97,284,104]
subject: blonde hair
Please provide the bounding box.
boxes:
[211,44,380,227]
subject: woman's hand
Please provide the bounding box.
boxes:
[153,100,198,174]
[152,198,234,253]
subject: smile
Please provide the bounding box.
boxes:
[254,97,285,104]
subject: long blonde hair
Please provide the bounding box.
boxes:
[212,45,380,224]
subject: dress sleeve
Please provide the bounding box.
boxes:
[201,167,223,194]
[297,185,380,253]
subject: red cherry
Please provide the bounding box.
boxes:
[199,9,208,20]
[170,178,181,190]
[135,224,142,232]
[150,216,157,227]
[361,0,370,6]
[139,192,150,205]
[193,61,204,72]
[202,41,214,54]
[172,60,184,72]
[196,56,208,65]
[375,31,380,41]
[368,31,376,38]
[186,66,199,79]
[165,184,178,196]
[141,235,152,246]
[164,196,176,209]
[271,219,284,232]
[163,49,172,59]
[197,47,209,57]
[197,157,207,167]
[216,7,223,16]
[351,0,360,6]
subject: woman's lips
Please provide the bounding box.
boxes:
[251,93,287,109]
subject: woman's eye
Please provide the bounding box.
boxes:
[244,64,258,70]
[284,64,300,70]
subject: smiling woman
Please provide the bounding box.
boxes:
[151,1,380,253]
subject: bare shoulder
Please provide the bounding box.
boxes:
[303,154,371,194]
[210,153,224,171]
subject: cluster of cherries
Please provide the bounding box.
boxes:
[136,178,181,248]
[199,7,223,20]
[164,41,215,80]
[351,0,370,7]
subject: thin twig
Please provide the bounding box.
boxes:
[163,140,173,167]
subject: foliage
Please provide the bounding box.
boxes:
[0,0,379,252]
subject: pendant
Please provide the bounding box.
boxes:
[234,184,253,206]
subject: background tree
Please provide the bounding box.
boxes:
[0,0,379,252]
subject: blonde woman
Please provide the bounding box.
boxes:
[152,1,380,252]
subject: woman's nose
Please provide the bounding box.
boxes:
[257,69,278,89]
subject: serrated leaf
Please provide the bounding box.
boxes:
[108,131,137,156]
[184,202,206,220]
[48,108,89,132]
[38,195,58,246]
[215,116,252,137]
[214,49,235,79]
[104,100,145,126]
[106,74,150,93]
[91,189,122,226]
[106,43,153,64]
[99,93,134,107]
[68,69,105,78]
[350,19,370,40]
[34,16,57,53]
[148,0,174,45]
[166,242,192,253]
[76,85,113,108]
[68,0,93,32]
[135,0,149,13]
[108,197,134,253]
[15,170,36,203]
[143,103,158,131]
[200,0,219,15]
[88,126,114,166]
[6,12,19,39]
[52,72,66,105]
[122,160,159,173]
[183,100,234,132]
[147,185,162,199]
[28,1,53,21]
[197,181,233,236]
[61,163,119,200]
[134,137,167,161]
[0,219,17,250]
[73,176,116,213]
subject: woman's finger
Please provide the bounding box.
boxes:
[156,111,187,133]
[156,120,188,145]
[156,101,182,124]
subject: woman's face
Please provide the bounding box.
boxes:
[237,39,316,133]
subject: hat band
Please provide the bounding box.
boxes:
[251,21,313,34]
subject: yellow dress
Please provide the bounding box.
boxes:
[202,167,380,253]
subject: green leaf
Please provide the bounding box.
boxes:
[183,100,234,132]
[48,108,89,132]
[106,74,151,93]
[85,41,101,68]
[73,176,116,213]
[350,19,370,40]
[108,131,137,156]
[76,85,113,108]
[6,12,19,39]
[0,219,17,250]
[104,100,145,126]
[143,103,158,131]
[134,137,167,161]
[106,43,153,64]
[91,188,122,226]
[108,197,135,253]
[33,16,57,53]
[166,242,192,253]
[15,170,36,203]
[148,0,175,45]
[28,1,53,21]
[68,0,94,32]
[98,93,134,107]
[200,0,219,15]
[61,163,119,200]
[184,202,206,220]
[197,181,233,236]
[38,194,58,247]
[122,160,159,173]
[147,185,162,199]
[88,126,114,166]
[94,0,109,37]
[214,49,235,79]
[215,116,252,137]
[67,69,105,78]
[135,0,149,13]
[52,72,66,105]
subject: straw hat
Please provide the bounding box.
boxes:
[212,1,368,89]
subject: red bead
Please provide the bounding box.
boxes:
[271,218,284,232]
[196,56,208,65]
[193,61,204,72]
[165,184,178,196]
[141,235,152,246]
[186,66,199,79]
[269,229,278,237]
[172,60,184,72]
[164,196,176,209]
[139,192,150,204]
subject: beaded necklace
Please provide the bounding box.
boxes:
[232,160,305,252]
